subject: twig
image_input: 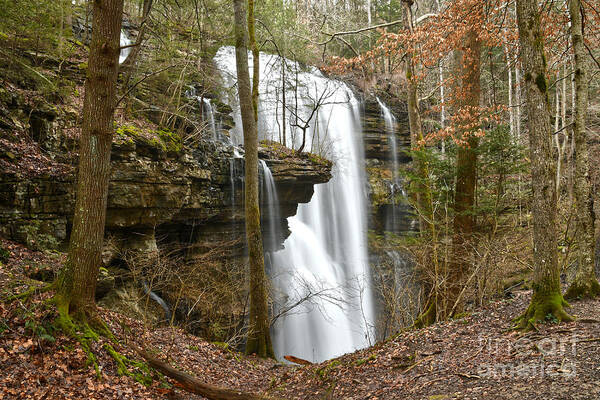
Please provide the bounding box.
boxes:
[579,337,600,343]
[402,355,433,374]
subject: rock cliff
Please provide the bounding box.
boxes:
[0,95,331,261]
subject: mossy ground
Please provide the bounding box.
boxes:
[116,124,183,153]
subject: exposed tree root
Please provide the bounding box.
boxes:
[514,292,574,331]
[53,297,150,382]
[413,301,436,329]
[104,343,153,385]
[565,279,600,300]
[132,345,279,400]
[7,281,55,302]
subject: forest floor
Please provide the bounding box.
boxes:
[1,238,599,400]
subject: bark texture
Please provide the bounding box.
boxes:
[449,20,481,316]
[402,0,438,328]
[565,0,600,299]
[233,0,274,358]
[402,0,431,234]
[516,0,572,327]
[56,0,124,317]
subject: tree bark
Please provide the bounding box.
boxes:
[401,1,432,235]
[565,0,600,299]
[515,0,572,328]
[56,0,123,319]
[449,19,481,316]
[248,0,259,123]
[233,0,274,358]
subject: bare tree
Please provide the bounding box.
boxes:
[564,0,600,299]
[233,0,274,358]
[514,0,572,328]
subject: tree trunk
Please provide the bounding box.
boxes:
[248,0,259,123]
[402,0,439,328]
[402,0,431,235]
[449,22,481,316]
[515,0,572,328]
[233,0,274,358]
[56,0,124,319]
[565,0,600,299]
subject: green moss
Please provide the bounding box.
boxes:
[315,360,341,380]
[260,139,331,167]
[355,353,376,366]
[155,129,182,153]
[104,343,153,385]
[524,72,533,82]
[0,247,9,263]
[115,125,182,153]
[116,124,142,139]
[535,73,547,93]
[452,312,471,320]
[307,151,332,167]
[514,291,573,330]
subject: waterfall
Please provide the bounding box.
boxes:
[377,98,406,234]
[214,46,374,363]
[202,98,221,141]
[259,160,281,255]
[377,98,399,188]
[186,86,224,142]
[119,31,131,64]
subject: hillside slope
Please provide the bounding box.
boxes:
[1,239,599,400]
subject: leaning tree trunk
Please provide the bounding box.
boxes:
[56,0,124,319]
[515,0,572,328]
[233,0,274,358]
[565,0,600,299]
[448,23,481,317]
[401,0,438,328]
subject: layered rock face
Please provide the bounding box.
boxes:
[0,125,331,262]
[361,97,415,235]
[362,97,411,162]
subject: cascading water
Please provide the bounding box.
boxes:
[119,31,131,64]
[215,46,374,363]
[376,98,405,233]
[186,86,225,142]
[259,160,281,254]
[201,98,221,141]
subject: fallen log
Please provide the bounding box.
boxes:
[283,355,312,365]
[132,345,277,400]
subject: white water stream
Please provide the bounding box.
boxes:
[215,47,374,363]
[119,31,131,64]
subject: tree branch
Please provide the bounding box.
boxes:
[317,13,438,46]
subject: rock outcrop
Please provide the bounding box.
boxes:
[361,96,415,235]
[0,123,331,262]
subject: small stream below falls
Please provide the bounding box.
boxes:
[213,47,408,362]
